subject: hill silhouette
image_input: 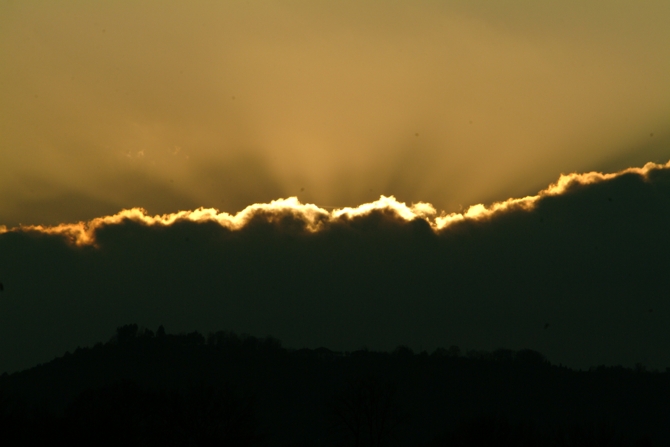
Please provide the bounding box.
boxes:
[0,325,665,446]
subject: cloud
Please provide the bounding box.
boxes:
[7,161,669,244]
[1,162,670,373]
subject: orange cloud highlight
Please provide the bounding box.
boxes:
[5,161,669,246]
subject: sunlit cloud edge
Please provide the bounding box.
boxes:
[2,161,668,247]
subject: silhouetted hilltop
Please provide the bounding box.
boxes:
[0,325,665,446]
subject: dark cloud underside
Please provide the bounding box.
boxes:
[1,163,670,373]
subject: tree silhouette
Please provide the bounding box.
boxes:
[65,381,260,446]
[114,324,139,345]
[328,376,407,447]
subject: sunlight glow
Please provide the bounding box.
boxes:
[6,161,669,246]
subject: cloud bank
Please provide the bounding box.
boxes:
[5,161,668,243]
[1,162,670,373]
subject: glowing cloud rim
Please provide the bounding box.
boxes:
[2,161,668,246]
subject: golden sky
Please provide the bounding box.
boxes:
[1,0,668,226]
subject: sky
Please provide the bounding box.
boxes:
[1,1,669,373]
[1,0,669,226]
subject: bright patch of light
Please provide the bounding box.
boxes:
[5,161,668,246]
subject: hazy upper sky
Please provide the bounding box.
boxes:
[1,0,669,225]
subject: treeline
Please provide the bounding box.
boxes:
[0,381,259,447]
[0,325,666,446]
[107,324,662,373]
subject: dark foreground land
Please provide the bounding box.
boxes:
[1,325,666,446]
